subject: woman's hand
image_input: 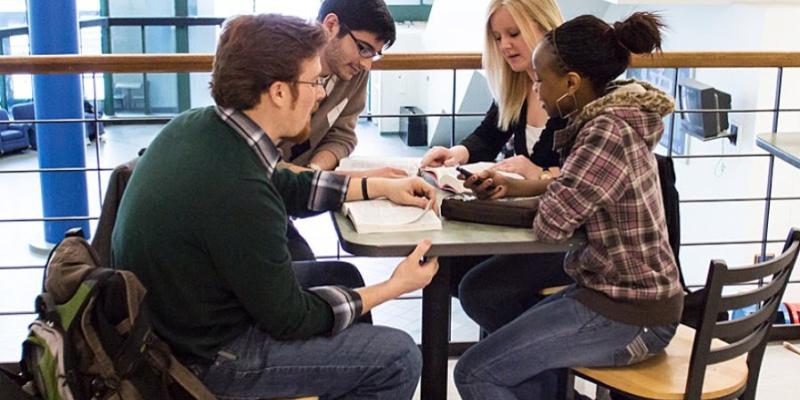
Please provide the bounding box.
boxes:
[462,170,510,200]
[489,155,543,180]
[420,145,469,168]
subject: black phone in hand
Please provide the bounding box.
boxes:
[456,166,496,191]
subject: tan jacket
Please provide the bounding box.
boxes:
[278,70,369,167]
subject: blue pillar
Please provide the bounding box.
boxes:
[28,0,90,242]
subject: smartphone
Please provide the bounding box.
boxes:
[456,166,496,190]
[455,166,474,179]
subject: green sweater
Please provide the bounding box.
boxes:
[111,107,335,361]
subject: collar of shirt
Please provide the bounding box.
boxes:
[215,106,281,178]
[323,75,338,96]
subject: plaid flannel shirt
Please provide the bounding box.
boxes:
[533,81,683,305]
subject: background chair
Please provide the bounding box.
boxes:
[9,102,36,149]
[572,228,800,400]
[10,101,105,149]
[0,108,31,155]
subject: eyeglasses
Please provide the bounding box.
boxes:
[293,77,326,90]
[341,22,384,61]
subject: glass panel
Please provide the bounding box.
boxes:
[188,72,214,109]
[254,0,319,18]
[110,26,142,53]
[8,36,31,101]
[188,26,218,108]
[109,1,174,17]
[210,0,255,16]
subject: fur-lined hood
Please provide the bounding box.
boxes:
[555,79,675,151]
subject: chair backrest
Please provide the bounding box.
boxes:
[92,156,141,268]
[9,102,35,120]
[0,108,9,129]
[686,228,800,400]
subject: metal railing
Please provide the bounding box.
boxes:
[0,52,798,338]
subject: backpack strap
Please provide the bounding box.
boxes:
[166,356,217,400]
[111,302,154,377]
[34,292,60,325]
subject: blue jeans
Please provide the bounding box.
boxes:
[456,253,571,333]
[200,261,418,399]
[454,285,677,400]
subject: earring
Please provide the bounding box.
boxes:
[555,92,579,119]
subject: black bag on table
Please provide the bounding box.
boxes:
[441,196,538,228]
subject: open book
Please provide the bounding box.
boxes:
[423,162,524,194]
[336,156,523,194]
[340,199,442,234]
[336,156,421,177]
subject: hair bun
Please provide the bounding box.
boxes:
[614,12,664,55]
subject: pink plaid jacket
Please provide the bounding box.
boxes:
[533,80,683,304]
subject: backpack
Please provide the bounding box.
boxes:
[20,228,215,400]
[654,155,728,328]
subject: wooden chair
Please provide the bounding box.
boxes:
[572,228,800,400]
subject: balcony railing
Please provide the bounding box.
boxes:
[0,52,799,339]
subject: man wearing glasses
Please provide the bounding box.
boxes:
[112,14,438,399]
[278,0,394,173]
[279,0,403,261]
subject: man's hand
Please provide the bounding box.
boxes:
[420,145,469,168]
[489,155,543,180]
[375,177,438,211]
[388,240,439,294]
[356,240,439,313]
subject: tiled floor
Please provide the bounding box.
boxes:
[1,121,799,398]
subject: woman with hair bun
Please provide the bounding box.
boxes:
[456,13,683,399]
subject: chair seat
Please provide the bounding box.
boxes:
[574,324,748,400]
[1,129,26,140]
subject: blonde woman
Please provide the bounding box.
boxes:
[420,0,563,183]
[422,0,573,335]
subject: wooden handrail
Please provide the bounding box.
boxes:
[1,52,800,74]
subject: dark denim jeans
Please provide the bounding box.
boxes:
[201,323,421,400]
[454,285,677,400]
[445,252,571,333]
[199,261,411,399]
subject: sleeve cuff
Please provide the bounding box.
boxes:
[307,171,350,212]
[308,285,363,335]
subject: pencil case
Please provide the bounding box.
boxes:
[441,196,539,228]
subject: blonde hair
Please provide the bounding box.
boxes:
[484,0,563,130]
